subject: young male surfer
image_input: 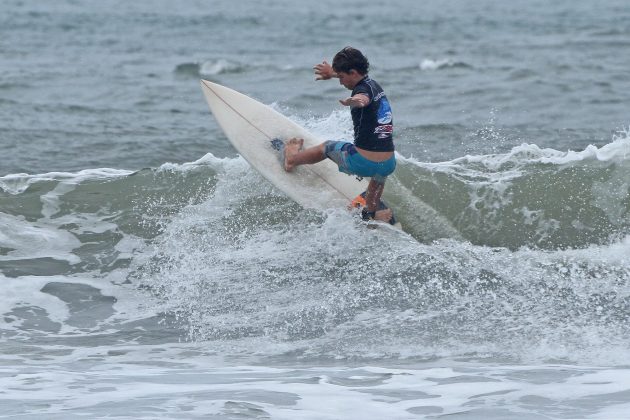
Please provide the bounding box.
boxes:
[283,47,396,222]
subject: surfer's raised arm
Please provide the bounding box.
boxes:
[313,60,337,80]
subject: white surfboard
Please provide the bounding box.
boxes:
[200,79,368,211]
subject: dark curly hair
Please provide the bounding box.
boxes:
[332,47,369,75]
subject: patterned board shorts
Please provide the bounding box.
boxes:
[324,140,396,184]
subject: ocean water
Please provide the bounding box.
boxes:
[1,0,630,418]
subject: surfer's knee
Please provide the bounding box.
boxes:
[322,140,335,159]
[317,142,327,158]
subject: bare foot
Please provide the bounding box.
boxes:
[374,208,393,223]
[284,137,304,172]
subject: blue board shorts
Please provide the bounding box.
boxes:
[324,140,396,184]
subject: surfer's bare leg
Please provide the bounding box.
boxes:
[284,138,326,172]
[365,179,392,222]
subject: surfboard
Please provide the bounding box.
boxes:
[200,79,399,226]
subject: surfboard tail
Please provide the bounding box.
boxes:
[350,191,398,226]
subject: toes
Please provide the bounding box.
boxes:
[286,137,304,148]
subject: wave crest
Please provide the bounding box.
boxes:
[174,59,246,77]
[392,136,630,249]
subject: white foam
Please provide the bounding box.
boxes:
[0,213,81,264]
[40,180,77,219]
[269,106,353,142]
[157,151,247,174]
[593,402,630,419]
[555,234,630,265]
[300,109,354,141]
[0,168,133,195]
[0,274,71,330]
[399,132,630,179]
[0,269,157,334]
[1,355,629,419]
[420,58,455,70]
[200,58,242,76]
[457,136,630,168]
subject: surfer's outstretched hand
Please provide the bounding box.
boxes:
[284,138,304,172]
[314,60,336,81]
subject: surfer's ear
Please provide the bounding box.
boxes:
[349,69,366,77]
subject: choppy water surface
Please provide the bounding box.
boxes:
[1,0,630,418]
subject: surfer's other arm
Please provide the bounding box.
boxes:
[313,60,337,80]
[339,94,370,107]
[314,60,369,107]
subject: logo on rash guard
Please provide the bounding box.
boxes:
[377,97,392,124]
[375,124,393,139]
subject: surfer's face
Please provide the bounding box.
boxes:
[336,70,363,90]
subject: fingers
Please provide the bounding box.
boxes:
[313,60,329,69]
[313,62,326,73]
[313,60,332,80]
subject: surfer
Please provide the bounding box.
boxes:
[283,47,396,222]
